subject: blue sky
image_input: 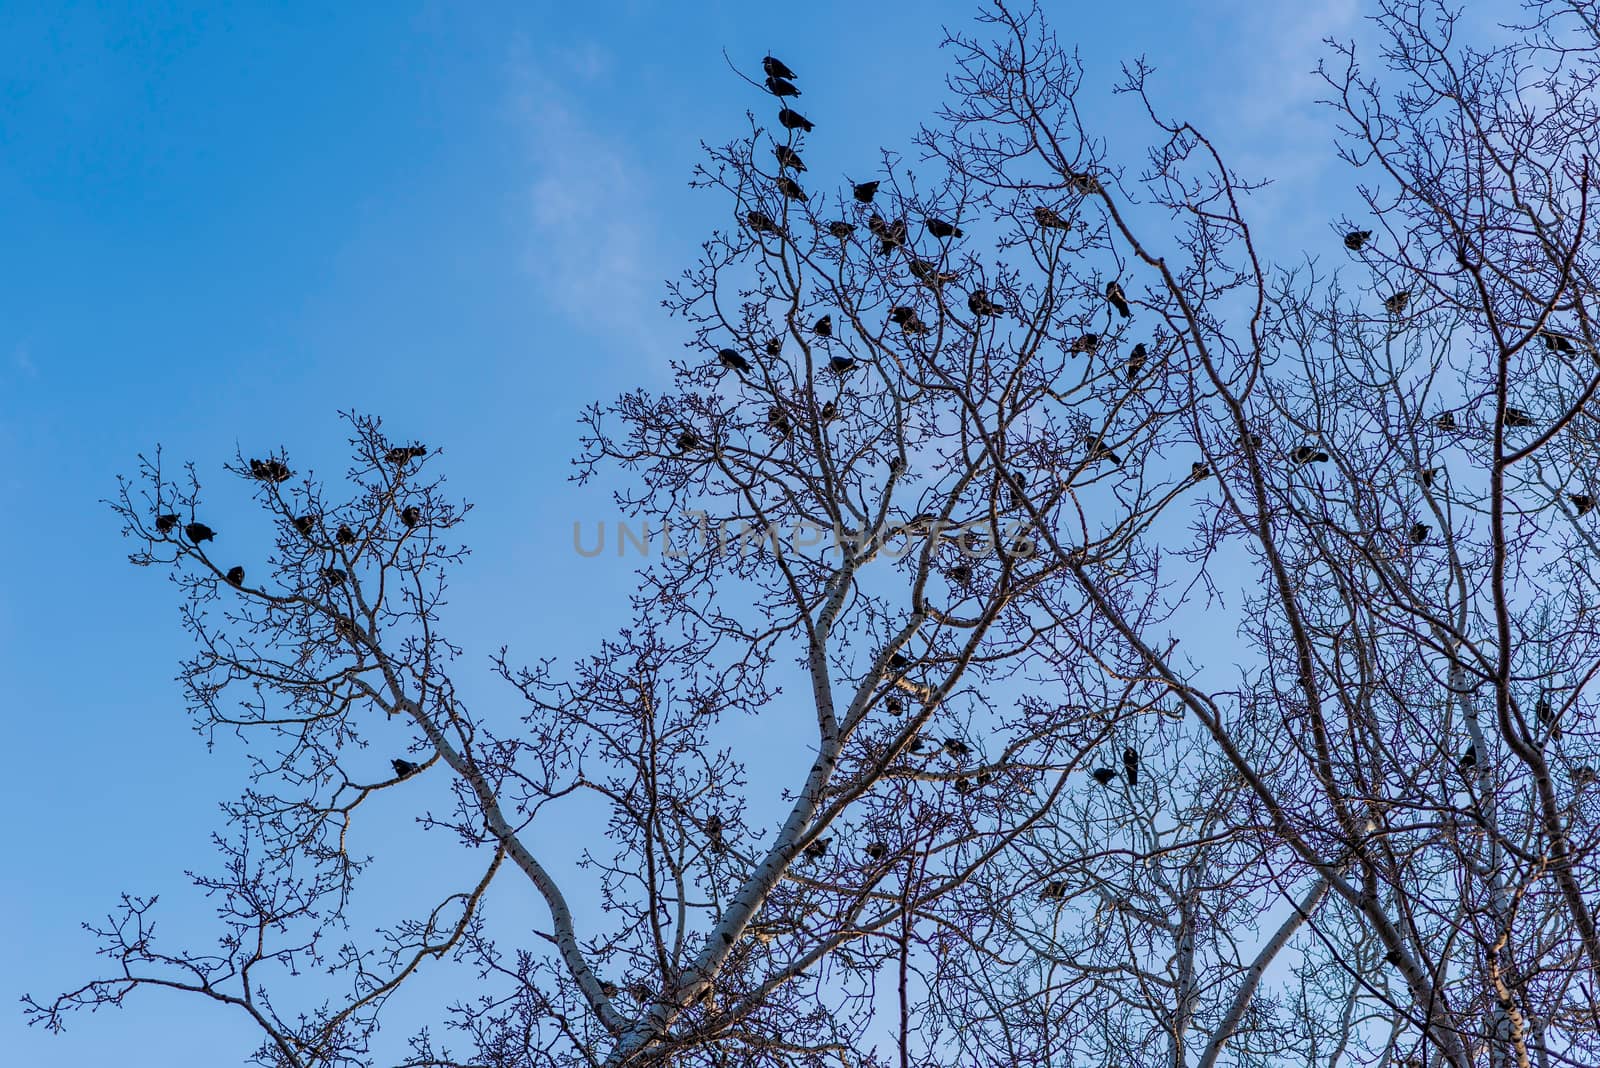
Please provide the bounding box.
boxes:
[0,1,1365,1064]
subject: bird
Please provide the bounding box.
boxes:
[400,506,421,528]
[907,737,937,755]
[908,259,958,287]
[866,841,888,860]
[1384,291,1410,315]
[1536,696,1560,737]
[336,525,357,545]
[705,812,726,852]
[765,336,784,357]
[392,758,421,779]
[777,108,813,132]
[718,348,753,376]
[819,400,838,423]
[1541,330,1577,355]
[1570,493,1596,517]
[889,305,919,325]
[321,567,347,585]
[1344,230,1372,250]
[976,770,994,787]
[1068,170,1099,194]
[773,145,805,171]
[803,837,830,860]
[225,566,245,587]
[766,75,800,97]
[1291,445,1331,465]
[853,180,880,203]
[885,695,905,716]
[1457,744,1477,772]
[599,980,620,999]
[676,429,700,452]
[953,777,973,794]
[867,213,906,251]
[1504,407,1535,428]
[813,315,833,338]
[889,652,911,671]
[1091,767,1117,786]
[385,445,427,464]
[250,458,292,483]
[766,405,792,437]
[897,313,929,335]
[293,515,317,537]
[1105,281,1132,318]
[944,738,972,758]
[1240,431,1263,449]
[1042,879,1068,899]
[826,220,855,238]
[827,356,857,377]
[1419,467,1441,488]
[968,289,1006,317]
[1069,333,1099,356]
[1033,205,1070,230]
[763,55,797,80]
[1084,434,1122,465]
[776,175,806,201]
[1122,746,1139,786]
[949,564,972,584]
[1191,462,1212,480]
[1409,522,1430,545]
[926,217,963,239]
[746,210,781,235]
[155,514,180,534]
[184,522,216,543]
[1432,412,1457,433]
[1126,342,1148,380]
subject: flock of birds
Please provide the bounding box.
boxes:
[152,445,433,785]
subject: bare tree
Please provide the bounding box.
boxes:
[25,3,1600,1068]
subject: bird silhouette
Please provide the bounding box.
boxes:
[803,837,830,860]
[1419,467,1441,488]
[814,315,833,338]
[949,564,972,584]
[1069,333,1099,356]
[766,75,800,97]
[886,695,905,715]
[944,737,972,758]
[1570,493,1597,517]
[250,458,292,483]
[1409,522,1431,545]
[705,812,726,852]
[385,446,427,465]
[1068,170,1099,194]
[852,180,882,204]
[1536,696,1559,737]
[1105,281,1132,318]
[676,430,700,452]
[1344,230,1372,250]
[1033,205,1070,230]
[225,566,245,587]
[889,652,911,671]
[1126,342,1147,380]
[926,217,963,239]
[1042,879,1068,899]
[766,405,792,437]
[1576,766,1598,787]
[867,213,906,251]
[1122,746,1139,785]
[819,400,838,423]
[155,514,180,534]
[1191,461,1212,480]
[826,220,855,238]
[185,522,216,543]
[1091,768,1117,786]
[1541,331,1577,354]
[293,515,317,537]
[1457,744,1477,772]
[746,210,781,235]
[765,337,784,357]
[1504,408,1535,428]
[400,506,421,528]
[968,289,1006,317]
[778,108,813,131]
[1084,434,1122,465]
[776,175,806,201]
[866,841,888,860]
[763,55,797,79]
[718,348,753,376]
[773,145,805,171]
[1384,291,1410,315]
[392,758,421,779]
[1240,431,1263,449]
[953,777,973,794]
[1291,445,1330,464]
[321,567,347,585]
[908,259,958,287]
[1435,411,1457,430]
[337,525,357,546]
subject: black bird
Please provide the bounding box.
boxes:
[976,770,994,787]
[1191,461,1212,480]
[889,305,918,325]
[1419,467,1440,488]
[1122,746,1139,786]
[1091,767,1117,786]
[1436,411,1457,430]
[746,210,781,235]
[897,313,929,335]
[676,429,700,452]
[908,258,958,287]
[1541,330,1577,355]
[819,400,838,423]
[765,336,784,357]
[1105,281,1132,318]
[776,175,806,201]
[803,837,830,860]
[885,695,905,715]
[1240,431,1263,449]
[1084,434,1122,465]
[1409,522,1430,545]
[1126,342,1148,381]
[1291,445,1331,465]
[829,354,855,374]
[337,524,357,546]
[250,458,292,483]
[1042,879,1068,899]
[293,514,317,537]
[766,75,800,97]
[1344,230,1372,250]
[1069,333,1099,356]
[1504,407,1535,428]
[400,506,421,528]
[826,220,855,238]
[763,55,797,80]
[1068,170,1099,194]
[225,565,245,587]
[385,445,428,464]
[926,217,963,239]
[949,564,972,584]
[889,652,911,670]
[1034,205,1070,230]
[321,567,347,585]
[944,737,972,758]
[717,348,753,376]
[392,758,421,779]
[1384,291,1410,315]
[1457,744,1477,772]
[867,214,907,251]
[184,522,216,543]
[853,180,880,203]
[766,405,791,437]
[777,108,813,132]
[1536,696,1559,736]
[705,812,726,852]
[866,841,888,860]
[968,289,1006,317]
[773,144,805,171]
[953,777,973,794]
[155,513,180,534]
[1570,493,1597,517]
[813,314,833,338]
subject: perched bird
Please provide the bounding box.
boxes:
[908,737,937,754]
[1291,445,1331,465]
[1122,746,1139,786]
[746,210,781,235]
[599,981,620,999]
[867,214,907,251]
[766,405,792,437]
[766,75,800,97]
[1091,767,1117,786]
[1068,170,1099,194]
[908,259,958,287]
[889,305,919,326]
[1084,434,1122,465]
[1105,281,1132,318]
[1069,333,1099,356]
[293,515,317,537]
[885,695,905,716]
[676,429,700,452]
[185,522,216,543]
[944,737,972,758]
[763,55,797,80]
[400,506,421,528]
[777,108,813,132]
[1457,744,1477,772]
[385,445,427,464]
[866,841,888,860]
[889,652,911,670]
[1541,330,1577,355]
[1435,411,1457,430]
[949,564,972,584]
[926,217,963,239]
[1126,342,1148,381]
[225,566,245,587]
[321,567,347,585]
[953,777,973,794]
[155,513,180,534]
[1042,879,1068,899]
[1240,431,1264,449]
[897,313,929,335]
[776,175,806,201]
[765,336,784,357]
[819,400,838,423]
[337,524,357,546]
[1419,467,1440,488]
[250,458,292,483]
[705,812,726,852]
[1384,291,1410,315]
[813,314,833,337]
[826,220,855,238]
[717,348,753,376]
[1409,522,1430,545]
[1504,407,1535,428]
[392,758,421,779]
[1536,696,1559,737]
[773,144,805,171]
[828,355,856,375]
[853,180,880,203]
[1344,230,1372,250]
[803,837,830,860]
[968,289,1006,317]
[1570,493,1596,517]
[1034,205,1070,230]
[1191,461,1212,480]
